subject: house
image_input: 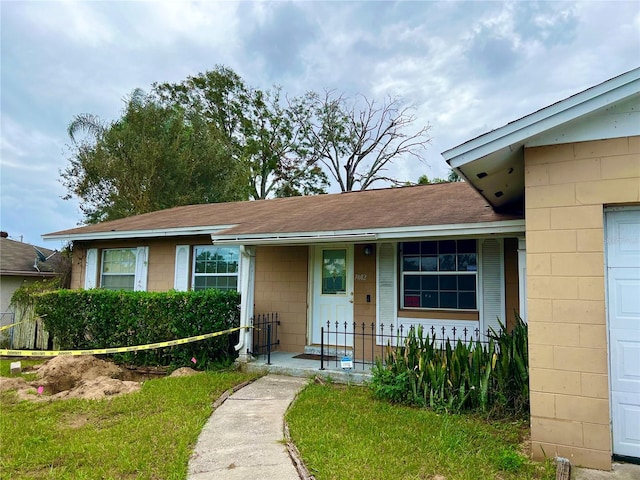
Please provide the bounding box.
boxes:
[42,181,525,353]
[43,68,639,470]
[443,67,639,469]
[0,233,60,346]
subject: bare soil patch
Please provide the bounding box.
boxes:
[0,356,172,401]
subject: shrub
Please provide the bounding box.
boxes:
[34,289,240,369]
[370,313,529,417]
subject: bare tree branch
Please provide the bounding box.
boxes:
[291,91,432,192]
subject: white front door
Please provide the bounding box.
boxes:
[311,245,354,345]
[606,208,640,459]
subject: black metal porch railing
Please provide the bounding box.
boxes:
[320,320,499,371]
[251,313,280,364]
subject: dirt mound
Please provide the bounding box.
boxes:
[2,356,150,402]
[35,355,123,392]
[51,376,140,400]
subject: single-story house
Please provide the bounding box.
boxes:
[0,233,60,347]
[43,68,639,469]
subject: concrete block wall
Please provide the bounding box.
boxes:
[525,136,640,469]
[254,245,309,352]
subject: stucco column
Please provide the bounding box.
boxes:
[235,245,256,362]
[517,237,527,321]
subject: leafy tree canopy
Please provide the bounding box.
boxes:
[62,89,245,223]
[154,67,328,200]
[62,66,433,224]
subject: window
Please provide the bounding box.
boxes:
[193,246,239,291]
[101,248,136,291]
[401,240,477,310]
[322,249,347,294]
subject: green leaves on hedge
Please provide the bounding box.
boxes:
[34,289,240,369]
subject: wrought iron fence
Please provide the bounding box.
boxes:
[251,313,280,364]
[320,320,500,371]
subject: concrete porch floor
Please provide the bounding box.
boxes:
[241,351,373,384]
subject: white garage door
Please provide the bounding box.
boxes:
[606,208,640,459]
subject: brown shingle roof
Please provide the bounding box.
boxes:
[0,238,58,276]
[44,183,523,239]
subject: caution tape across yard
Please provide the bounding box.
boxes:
[0,315,45,332]
[0,319,34,332]
[0,326,251,357]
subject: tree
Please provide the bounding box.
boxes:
[416,169,462,185]
[154,67,328,199]
[289,91,432,192]
[62,90,245,223]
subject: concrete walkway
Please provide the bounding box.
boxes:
[187,375,308,480]
[573,462,640,480]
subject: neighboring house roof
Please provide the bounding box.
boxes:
[442,67,640,210]
[0,237,58,277]
[43,182,524,244]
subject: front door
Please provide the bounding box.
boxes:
[606,208,640,460]
[311,245,354,345]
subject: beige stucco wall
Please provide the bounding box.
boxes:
[525,136,640,469]
[70,235,212,291]
[254,245,309,353]
[353,244,377,361]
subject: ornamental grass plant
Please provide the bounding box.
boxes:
[370,314,529,416]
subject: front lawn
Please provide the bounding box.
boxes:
[0,369,258,479]
[286,383,554,480]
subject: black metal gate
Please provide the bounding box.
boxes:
[251,313,280,363]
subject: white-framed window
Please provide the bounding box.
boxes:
[101,248,136,291]
[192,246,240,291]
[400,240,478,310]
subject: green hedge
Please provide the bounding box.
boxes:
[370,314,529,417]
[34,289,241,369]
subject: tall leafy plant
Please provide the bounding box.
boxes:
[371,313,529,417]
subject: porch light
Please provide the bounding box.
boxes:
[364,245,374,256]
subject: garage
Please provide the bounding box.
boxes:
[606,207,640,460]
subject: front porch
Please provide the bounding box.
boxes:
[242,351,372,385]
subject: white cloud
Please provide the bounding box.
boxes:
[0,0,638,243]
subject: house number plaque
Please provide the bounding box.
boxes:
[354,274,367,281]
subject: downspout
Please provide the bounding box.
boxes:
[235,245,256,361]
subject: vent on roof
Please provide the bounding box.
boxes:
[495,191,504,198]
[477,172,488,179]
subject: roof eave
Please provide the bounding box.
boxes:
[210,220,525,245]
[442,68,640,210]
[0,270,59,278]
[442,68,640,167]
[42,225,237,242]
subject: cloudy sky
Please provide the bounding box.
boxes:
[1,1,639,248]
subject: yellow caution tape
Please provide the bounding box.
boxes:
[0,319,33,332]
[0,315,47,332]
[0,326,251,357]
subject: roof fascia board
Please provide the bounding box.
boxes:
[211,220,525,245]
[42,225,237,242]
[0,270,59,277]
[443,71,640,167]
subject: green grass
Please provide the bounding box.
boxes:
[0,357,45,380]
[286,383,555,480]
[0,369,259,479]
